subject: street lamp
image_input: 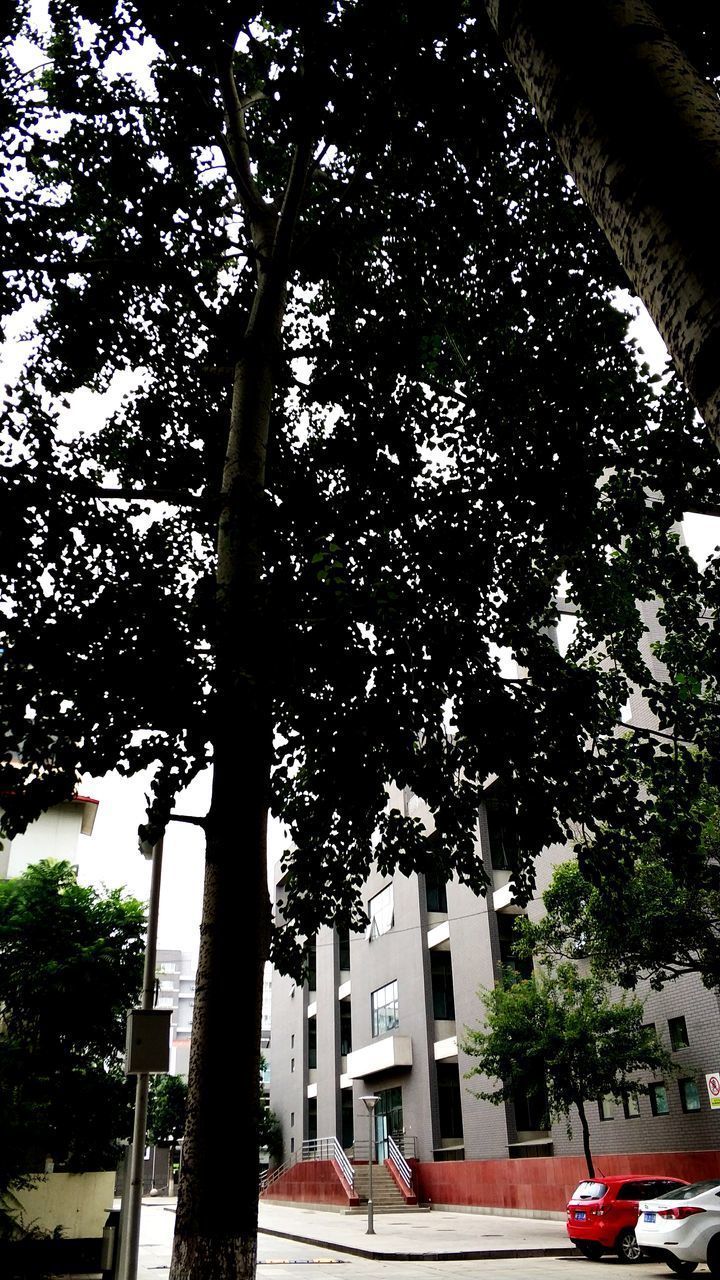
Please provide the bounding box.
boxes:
[360,1096,380,1235]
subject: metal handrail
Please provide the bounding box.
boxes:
[260,1137,355,1194]
[302,1137,355,1192]
[387,1135,413,1190]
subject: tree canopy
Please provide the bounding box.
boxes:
[1,3,720,1276]
[0,859,145,1182]
[516,784,720,991]
[463,961,672,1177]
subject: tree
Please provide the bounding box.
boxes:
[1,4,719,1278]
[516,791,720,991]
[462,962,673,1177]
[482,1,720,448]
[0,860,145,1184]
[148,1076,188,1147]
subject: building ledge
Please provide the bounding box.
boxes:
[427,920,450,949]
[346,1035,413,1079]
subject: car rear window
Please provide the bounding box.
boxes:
[654,1180,720,1200]
[571,1181,608,1200]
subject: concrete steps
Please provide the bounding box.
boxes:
[351,1163,416,1211]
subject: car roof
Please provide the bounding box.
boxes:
[573,1174,686,1188]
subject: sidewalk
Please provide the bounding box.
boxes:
[257,1201,577,1262]
[132,1198,577,1275]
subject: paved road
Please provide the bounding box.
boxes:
[134,1202,703,1280]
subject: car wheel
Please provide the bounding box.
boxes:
[707,1234,720,1278]
[616,1228,642,1263]
[577,1242,603,1260]
[665,1260,698,1276]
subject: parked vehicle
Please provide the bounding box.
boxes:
[567,1175,689,1262]
[637,1178,720,1275]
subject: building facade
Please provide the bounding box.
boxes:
[270,781,720,1172]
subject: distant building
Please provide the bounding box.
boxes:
[155,948,197,1078]
[0,793,98,880]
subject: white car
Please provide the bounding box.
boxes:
[636,1178,720,1275]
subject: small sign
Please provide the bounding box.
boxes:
[706,1074,720,1108]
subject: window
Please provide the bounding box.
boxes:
[339,930,351,971]
[290,1111,295,1127]
[308,1097,318,1142]
[431,951,456,1019]
[513,1081,548,1132]
[340,1000,352,1056]
[679,1078,701,1113]
[341,1091,354,1149]
[291,1058,295,1073]
[598,1094,615,1121]
[485,796,519,871]
[308,1015,317,1070]
[291,1034,294,1048]
[371,980,399,1036]
[649,1083,669,1116]
[425,875,448,913]
[290,1137,295,1153]
[623,1093,640,1119]
[669,1016,689,1050]
[496,912,533,980]
[306,937,317,991]
[368,885,394,938]
[437,1063,464,1139]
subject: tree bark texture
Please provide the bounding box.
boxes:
[483,0,720,448]
[169,267,284,1280]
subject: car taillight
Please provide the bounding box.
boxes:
[658,1207,706,1220]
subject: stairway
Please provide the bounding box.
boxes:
[351,1162,415,1211]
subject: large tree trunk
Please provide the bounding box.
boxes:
[483,0,720,448]
[169,264,284,1280]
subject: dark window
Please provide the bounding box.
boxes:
[307,1097,317,1142]
[291,1057,295,1073]
[679,1078,701,1113]
[513,1078,548,1131]
[496,912,532,980]
[669,1016,689,1049]
[649,1083,669,1116]
[290,1111,295,1127]
[616,1181,644,1200]
[426,875,448,913]
[340,1000,352,1056]
[622,1093,640,1119]
[339,930,351,971]
[290,1137,295,1153]
[306,938,317,991]
[598,1095,614,1121]
[431,951,456,1019]
[437,1063,464,1140]
[308,1015,317,1070]
[371,980,399,1036]
[485,796,519,871]
[291,1033,294,1048]
[341,1091,354,1148]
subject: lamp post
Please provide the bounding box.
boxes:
[360,1096,380,1235]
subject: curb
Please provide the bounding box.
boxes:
[259,1227,580,1262]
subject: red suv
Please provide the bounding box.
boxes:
[567,1175,689,1262]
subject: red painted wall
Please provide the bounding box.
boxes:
[416,1151,720,1214]
[262,1161,357,1206]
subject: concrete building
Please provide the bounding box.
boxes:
[155,948,197,1078]
[0,793,98,879]
[269,593,720,1194]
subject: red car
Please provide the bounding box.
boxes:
[567,1175,689,1262]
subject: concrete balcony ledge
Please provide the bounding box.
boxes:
[346,1035,413,1079]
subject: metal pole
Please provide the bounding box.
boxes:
[367,1108,374,1236]
[119,836,164,1280]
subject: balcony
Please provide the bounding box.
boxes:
[346,1035,412,1079]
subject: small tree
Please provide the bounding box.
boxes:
[0,860,145,1180]
[515,782,720,992]
[462,962,672,1176]
[148,1076,188,1147]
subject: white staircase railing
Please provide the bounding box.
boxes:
[387,1134,413,1191]
[260,1136,355,1195]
